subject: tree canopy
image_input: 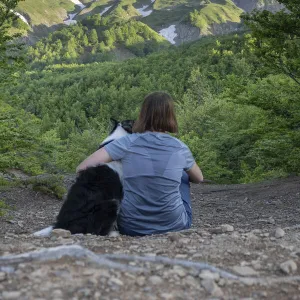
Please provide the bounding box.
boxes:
[0,0,25,84]
[241,0,300,85]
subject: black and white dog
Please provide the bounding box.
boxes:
[33,119,134,237]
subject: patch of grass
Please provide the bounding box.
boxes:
[190,0,243,34]
[0,177,20,191]
[0,199,10,217]
[17,0,76,26]
[77,0,113,19]
[142,6,193,28]
[24,175,66,199]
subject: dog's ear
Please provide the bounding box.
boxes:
[121,120,135,133]
[110,118,119,126]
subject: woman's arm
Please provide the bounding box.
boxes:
[76,147,112,173]
[186,163,204,184]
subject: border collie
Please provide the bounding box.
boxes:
[33,119,134,237]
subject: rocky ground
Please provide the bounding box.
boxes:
[0,176,300,299]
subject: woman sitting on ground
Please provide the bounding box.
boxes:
[77,91,203,236]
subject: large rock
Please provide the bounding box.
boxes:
[232,265,258,276]
[275,228,285,238]
[201,279,224,297]
[280,260,297,275]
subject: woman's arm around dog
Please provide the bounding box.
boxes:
[76,148,112,173]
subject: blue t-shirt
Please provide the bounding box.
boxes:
[104,132,195,235]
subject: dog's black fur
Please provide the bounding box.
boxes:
[53,119,134,236]
[54,164,123,235]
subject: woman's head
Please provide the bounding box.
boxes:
[133,91,178,133]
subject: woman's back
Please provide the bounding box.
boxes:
[105,131,195,235]
[76,91,203,236]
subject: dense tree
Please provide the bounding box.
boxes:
[241,0,300,85]
[0,0,25,84]
[2,34,299,181]
[27,20,169,67]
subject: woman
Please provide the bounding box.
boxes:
[77,92,203,236]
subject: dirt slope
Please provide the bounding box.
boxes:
[0,177,299,299]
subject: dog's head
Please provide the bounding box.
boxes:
[98,118,135,149]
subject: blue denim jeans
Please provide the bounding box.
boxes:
[119,171,192,236]
[180,171,192,229]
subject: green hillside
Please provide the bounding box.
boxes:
[27,17,170,68]
[3,34,300,182]
[16,0,76,26]
[190,0,243,34]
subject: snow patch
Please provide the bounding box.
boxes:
[64,13,78,25]
[13,11,29,25]
[137,5,153,17]
[159,25,177,44]
[64,0,86,26]
[100,5,112,16]
[70,0,85,10]
[136,0,155,17]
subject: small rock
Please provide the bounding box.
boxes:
[51,229,71,238]
[78,288,92,297]
[175,254,188,259]
[168,233,180,242]
[2,291,22,299]
[149,275,163,285]
[31,268,47,278]
[178,238,190,244]
[199,270,220,282]
[232,266,258,276]
[160,293,174,300]
[183,275,199,288]
[0,272,6,282]
[275,228,285,238]
[251,261,262,270]
[240,278,256,286]
[201,279,223,297]
[280,260,297,275]
[109,277,124,286]
[108,231,119,238]
[136,276,146,286]
[172,266,187,277]
[210,224,234,234]
[83,269,94,276]
[220,224,234,232]
[218,278,227,286]
[268,217,275,224]
[57,237,74,244]
[52,290,63,298]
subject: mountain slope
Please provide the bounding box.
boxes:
[16,0,77,26]
[15,0,283,45]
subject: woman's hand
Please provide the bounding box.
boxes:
[76,148,112,173]
[186,163,204,184]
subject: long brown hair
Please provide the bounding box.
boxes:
[133,91,178,133]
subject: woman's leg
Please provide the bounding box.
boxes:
[180,171,192,228]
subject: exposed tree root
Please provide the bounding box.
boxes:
[0,245,143,272]
[1,246,300,286]
[104,254,300,285]
[104,253,239,279]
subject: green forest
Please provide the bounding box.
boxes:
[28,16,169,68]
[1,0,299,184]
